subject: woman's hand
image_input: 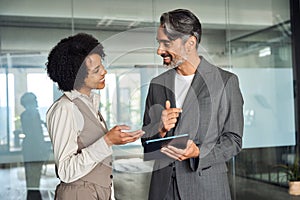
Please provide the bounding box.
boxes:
[104,125,145,146]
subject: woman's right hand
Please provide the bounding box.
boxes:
[104,125,145,146]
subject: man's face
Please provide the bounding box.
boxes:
[156,26,187,68]
[83,53,107,91]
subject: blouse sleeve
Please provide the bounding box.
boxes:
[46,100,112,183]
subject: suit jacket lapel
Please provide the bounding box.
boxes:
[175,58,212,141]
[181,71,204,110]
[163,69,178,137]
[164,69,177,108]
[181,59,208,113]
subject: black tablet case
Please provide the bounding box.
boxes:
[143,134,189,161]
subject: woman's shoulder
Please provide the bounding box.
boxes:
[47,95,74,115]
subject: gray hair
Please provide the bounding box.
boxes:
[160,9,202,48]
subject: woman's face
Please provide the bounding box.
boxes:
[79,53,107,95]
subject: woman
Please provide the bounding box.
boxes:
[46,33,143,200]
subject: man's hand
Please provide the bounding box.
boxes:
[160,140,200,161]
[104,125,144,146]
[159,100,182,137]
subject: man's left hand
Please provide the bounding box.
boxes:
[161,140,200,161]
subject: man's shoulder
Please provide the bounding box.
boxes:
[151,69,173,83]
[204,59,237,82]
[154,69,172,78]
[216,67,236,80]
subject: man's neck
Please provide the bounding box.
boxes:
[176,55,201,76]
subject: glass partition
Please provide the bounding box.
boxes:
[230,14,295,193]
[0,0,296,199]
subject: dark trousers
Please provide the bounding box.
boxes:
[24,162,43,200]
[164,168,181,200]
[27,190,42,200]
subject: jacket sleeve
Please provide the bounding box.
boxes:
[141,82,164,146]
[193,74,244,171]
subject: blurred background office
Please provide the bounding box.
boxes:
[0,0,300,199]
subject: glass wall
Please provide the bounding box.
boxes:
[0,0,295,199]
[226,1,295,199]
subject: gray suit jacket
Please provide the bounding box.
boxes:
[142,56,244,200]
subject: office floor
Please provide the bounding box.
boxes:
[1,159,300,200]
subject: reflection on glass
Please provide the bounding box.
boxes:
[231,18,295,190]
[20,92,50,200]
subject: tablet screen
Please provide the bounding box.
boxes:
[143,134,189,160]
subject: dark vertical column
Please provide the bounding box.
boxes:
[290,0,300,154]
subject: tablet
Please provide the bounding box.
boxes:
[143,134,189,161]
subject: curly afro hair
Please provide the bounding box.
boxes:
[46,33,105,91]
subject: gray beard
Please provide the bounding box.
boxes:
[163,59,184,69]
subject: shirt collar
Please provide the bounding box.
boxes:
[64,90,99,101]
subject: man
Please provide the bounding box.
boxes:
[46,33,144,200]
[141,9,244,200]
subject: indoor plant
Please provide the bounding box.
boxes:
[277,158,300,195]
